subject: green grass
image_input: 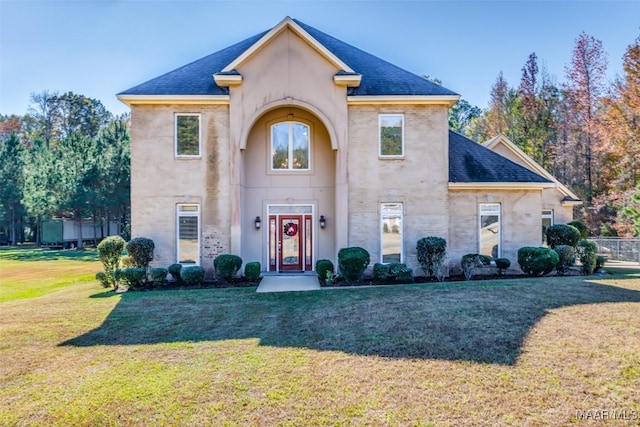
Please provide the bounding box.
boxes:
[0,247,100,302]
[1,248,640,425]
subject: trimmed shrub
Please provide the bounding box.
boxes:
[546,224,581,249]
[244,262,261,281]
[495,258,511,275]
[373,263,414,284]
[149,267,168,286]
[596,255,606,272]
[118,267,147,290]
[373,263,390,284]
[315,259,334,282]
[97,235,125,288]
[182,266,205,286]
[568,220,589,239]
[460,254,490,281]
[577,239,598,275]
[168,263,182,282]
[338,247,370,282]
[214,254,243,281]
[95,272,110,288]
[554,245,576,276]
[416,236,447,278]
[125,237,155,269]
[517,247,559,276]
[120,255,134,268]
[389,263,414,284]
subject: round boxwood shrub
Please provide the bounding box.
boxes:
[373,263,390,284]
[517,247,559,276]
[388,263,414,284]
[168,263,183,282]
[97,235,126,288]
[546,224,581,249]
[568,220,589,239]
[494,258,511,275]
[149,267,168,286]
[577,239,598,275]
[338,247,370,282]
[244,262,261,282]
[181,266,205,286]
[214,254,243,282]
[553,245,576,276]
[120,255,134,268]
[595,255,606,272]
[125,237,155,269]
[118,267,147,290]
[416,236,447,278]
[315,259,334,282]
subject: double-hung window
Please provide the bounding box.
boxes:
[271,121,310,170]
[379,114,404,157]
[381,203,403,263]
[479,203,501,258]
[177,204,200,265]
[175,114,201,157]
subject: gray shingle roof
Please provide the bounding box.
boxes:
[119,19,457,97]
[449,131,551,183]
[119,31,268,96]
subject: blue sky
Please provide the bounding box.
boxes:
[1,1,639,117]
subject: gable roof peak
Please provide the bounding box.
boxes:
[221,16,355,74]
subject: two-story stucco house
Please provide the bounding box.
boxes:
[117,17,580,277]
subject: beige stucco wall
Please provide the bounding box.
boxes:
[228,26,350,266]
[130,104,231,275]
[347,104,450,271]
[448,189,543,272]
[242,107,336,268]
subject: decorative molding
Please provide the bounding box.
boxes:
[347,95,460,106]
[117,95,230,106]
[448,182,554,190]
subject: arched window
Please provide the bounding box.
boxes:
[271,122,310,170]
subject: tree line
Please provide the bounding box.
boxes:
[0,91,130,248]
[449,31,640,237]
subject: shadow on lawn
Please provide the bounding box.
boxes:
[61,279,640,365]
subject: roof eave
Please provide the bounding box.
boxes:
[348,95,460,106]
[448,182,555,190]
[117,94,230,106]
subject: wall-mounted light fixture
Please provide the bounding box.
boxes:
[254,216,262,229]
[319,215,326,229]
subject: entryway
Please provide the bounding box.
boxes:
[267,205,313,272]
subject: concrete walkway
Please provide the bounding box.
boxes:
[256,275,321,293]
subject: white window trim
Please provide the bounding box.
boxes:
[479,203,501,258]
[176,204,200,265]
[378,113,405,158]
[542,209,554,245]
[270,121,311,172]
[380,202,403,263]
[175,113,202,158]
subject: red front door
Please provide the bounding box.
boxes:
[279,216,303,271]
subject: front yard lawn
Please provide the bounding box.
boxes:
[1,250,639,425]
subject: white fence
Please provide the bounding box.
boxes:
[589,238,640,263]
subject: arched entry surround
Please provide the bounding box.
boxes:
[238,101,345,271]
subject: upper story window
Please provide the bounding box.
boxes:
[379,114,404,158]
[271,121,310,170]
[175,114,201,157]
